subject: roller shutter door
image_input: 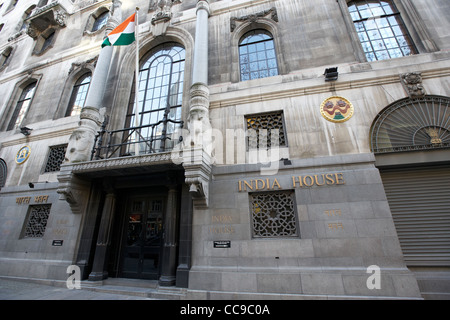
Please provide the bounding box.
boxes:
[380,165,450,266]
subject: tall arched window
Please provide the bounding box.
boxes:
[348,0,417,61]
[126,44,185,154]
[66,73,91,117]
[239,29,278,81]
[92,11,109,32]
[7,81,37,131]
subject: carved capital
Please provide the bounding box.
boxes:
[57,166,90,214]
[184,148,212,208]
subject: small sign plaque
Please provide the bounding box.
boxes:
[213,240,231,248]
[52,240,64,246]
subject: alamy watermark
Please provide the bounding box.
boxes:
[66,265,81,290]
[366,265,381,290]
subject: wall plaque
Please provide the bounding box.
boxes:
[52,240,64,246]
[214,240,231,248]
[320,96,354,123]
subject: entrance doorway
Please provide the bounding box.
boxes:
[120,196,165,280]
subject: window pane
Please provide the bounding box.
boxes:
[239,30,278,81]
[349,0,416,61]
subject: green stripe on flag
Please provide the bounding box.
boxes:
[101,37,112,48]
[113,33,136,46]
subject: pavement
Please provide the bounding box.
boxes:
[0,277,154,300]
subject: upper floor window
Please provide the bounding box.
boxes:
[7,81,37,131]
[348,0,417,61]
[239,30,278,81]
[66,73,91,117]
[126,44,185,154]
[92,11,109,32]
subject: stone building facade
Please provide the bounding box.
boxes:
[0,0,449,299]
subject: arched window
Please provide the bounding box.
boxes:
[348,0,417,61]
[7,81,37,131]
[239,29,278,81]
[92,11,109,32]
[126,44,185,154]
[0,159,6,191]
[370,95,450,153]
[66,73,91,117]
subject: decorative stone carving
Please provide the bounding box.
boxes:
[57,164,90,214]
[66,107,103,163]
[230,7,278,32]
[151,0,174,36]
[401,72,426,98]
[25,2,68,39]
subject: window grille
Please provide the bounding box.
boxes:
[348,0,417,61]
[250,191,299,238]
[23,204,51,238]
[370,96,450,153]
[44,145,67,173]
[246,111,286,150]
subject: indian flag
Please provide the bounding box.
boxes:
[101,13,136,48]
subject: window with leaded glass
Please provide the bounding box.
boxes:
[66,73,91,117]
[246,111,287,150]
[22,204,51,238]
[7,81,37,131]
[126,44,185,154]
[249,191,299,238]
[239,30,278,81]
[44,145,67,173]
[348,0,417,61]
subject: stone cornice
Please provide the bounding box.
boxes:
[209,64,450,109]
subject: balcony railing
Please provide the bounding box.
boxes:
[91,117,184,160]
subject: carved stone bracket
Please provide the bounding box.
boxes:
[26,2,68,39]
[56,164,90,214]
[151,0,175,36]
[401,72,426,98]
[230,7,278,32]
[184,147,212,209]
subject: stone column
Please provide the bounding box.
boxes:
[88,187,116,281]
[192,0,210,85]
[65,1,122,163]
[184,1,213,207]
[159,187,178,286]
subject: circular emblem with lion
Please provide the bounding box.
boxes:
[320,96,354,123]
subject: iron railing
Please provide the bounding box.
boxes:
[91,116,184,160]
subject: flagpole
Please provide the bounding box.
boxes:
[134,7,140,156]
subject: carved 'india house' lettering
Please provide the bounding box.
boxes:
[238,173,345,192]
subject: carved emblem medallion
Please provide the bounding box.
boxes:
[320,96,354,123]
[15,146,31,165]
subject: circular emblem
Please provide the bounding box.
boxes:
[320,96,354,123]
[15,146,31,165]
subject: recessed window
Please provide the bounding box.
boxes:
[66,73,91,117]
[7,81,37,131]
[0,47,12,68]
[239,29,278,81]
[0,158,7,191]
[92,11,109,32]
[249,191,299,238]
[245,111,287,150]
[22,204,51,238]
[348,0,417,61]
[44,145,68,173]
